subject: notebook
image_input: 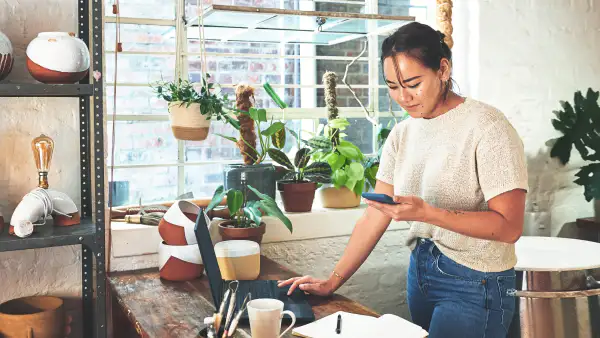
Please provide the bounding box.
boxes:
[292,311,428,338]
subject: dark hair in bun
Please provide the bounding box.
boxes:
[380,22,454,98]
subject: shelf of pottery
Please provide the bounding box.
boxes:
[0,0,108,336]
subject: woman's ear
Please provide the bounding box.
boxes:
[438,58,451,82]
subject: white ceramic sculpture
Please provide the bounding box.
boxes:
[10,188,80,235]
[0,30,14,81]
[26,32,90,84]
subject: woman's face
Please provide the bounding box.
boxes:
[383,53,448,119]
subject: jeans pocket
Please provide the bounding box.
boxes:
[497,275,517,332]
[434,253,485,283]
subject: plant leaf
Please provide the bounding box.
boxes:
[287,127,299,140]
[261,122,285,137]
[337,144,360,160]
[247,185,276,204]
[328,118,350,130]
[332,170,347,189]
[248,108,260,122]
[283,171,297,181]
[224,115,240,130]
[346,162,365,180]
[243,205,262,226]
[304,136,332,151]
[257,109,268,122]
[215,133,238,143]
[271,128,286,149]
[264,82,288,109]
[207,185,228,212]
[226,189,243,216]
[305,173,331,184]
[304,162,332,176]
[259,200,293,233]
[294,148,311,168]
[267,148,294,170]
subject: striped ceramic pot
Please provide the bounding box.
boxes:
[26,32,90,84]
[168,101,212,141]
[0,31,13,81]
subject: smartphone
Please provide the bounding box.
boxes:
[361,192,398,205]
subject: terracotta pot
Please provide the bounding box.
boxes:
[277,180,317,212]
[158,200,200,245]
[26,32,90,84]
[219,220,266,245]
[319,186,361,209]
[168,102,211,141]
[0,30,14,81]
[158,241,204,281]
[0,296,65,338]
[595,198,600,223]
[0,213,4,234]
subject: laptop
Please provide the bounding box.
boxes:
[193,208,316,324]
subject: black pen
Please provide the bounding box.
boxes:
[336,314,342,334]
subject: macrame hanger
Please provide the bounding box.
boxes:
[342,39,378,126]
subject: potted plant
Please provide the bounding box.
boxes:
[363,123,393,192]
[549,88,600,220]
[268,129,333,212]
[305,118,367,208]
[151,74,230,141]
[218,82,288,201]
[206,184,292,244]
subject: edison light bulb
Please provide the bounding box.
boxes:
[31,134,54,189]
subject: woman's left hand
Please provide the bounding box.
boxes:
[364,195,430,222]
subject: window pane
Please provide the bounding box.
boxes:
[105,0,176,20]
[107,121,178,166]
[316,88,369,109]
[106,86,168,115]
[184,121,242,162]
[105,24,176,53]
[106,54,175,84]
[109,166,178,206]
[185,164,226,199]
[319,118,374,155]
[378,88,403,113]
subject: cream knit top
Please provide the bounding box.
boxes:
[376,97,529,272]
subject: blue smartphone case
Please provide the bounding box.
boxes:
[361,192,397,205]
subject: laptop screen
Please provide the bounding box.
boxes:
[194,208,224,308]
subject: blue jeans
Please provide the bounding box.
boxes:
[407,239,516,338]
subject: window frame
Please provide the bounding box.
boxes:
[104,0,423,199]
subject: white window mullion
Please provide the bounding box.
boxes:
[175,0,186,197]
[366,0,379,153]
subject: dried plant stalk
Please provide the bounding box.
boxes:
[323,71,340,145]
[235,84,258,165]
[436,0,454,48]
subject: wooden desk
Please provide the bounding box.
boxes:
[109,256,379,338]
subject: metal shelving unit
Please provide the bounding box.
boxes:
[0,0,106,337]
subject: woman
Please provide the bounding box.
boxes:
[278,22,528,338]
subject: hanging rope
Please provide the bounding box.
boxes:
[197,0,208,87]
[436,0,454,49]
[342,39,378,126]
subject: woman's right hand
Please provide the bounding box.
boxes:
[277,275,336,297]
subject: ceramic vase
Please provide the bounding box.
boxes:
[0,30,14,81]
[168,102,211,141]
[319,186,361,209]
[158,241,204,281]
[158,200,200,246]
[26,32,90,84]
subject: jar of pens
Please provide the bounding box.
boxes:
[200,281,251,338]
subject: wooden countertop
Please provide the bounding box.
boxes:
[109,256,379,338]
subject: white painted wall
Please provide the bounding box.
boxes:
[0,0,83,335]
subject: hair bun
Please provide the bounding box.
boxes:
[437,30,446,41]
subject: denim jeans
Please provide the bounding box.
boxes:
[407,238,516,338]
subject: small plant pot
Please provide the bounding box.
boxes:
[319,186,361,209]
[168,101,211,141]
[158,241,204,281]
[277,180,317,213]
[219,220,266,245]
[0,296,65,338]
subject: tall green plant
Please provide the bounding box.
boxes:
[206,184,293,233]
[549,88,600,201]
[305,118,367,196]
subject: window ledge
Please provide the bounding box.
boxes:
[111,201,409,259]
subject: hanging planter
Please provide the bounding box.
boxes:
[152,77,230,142]
[168,101,211,141]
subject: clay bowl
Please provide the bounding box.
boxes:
[158,241,204,282]
[158,200,200,246]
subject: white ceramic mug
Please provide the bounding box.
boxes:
[247,299,296,338]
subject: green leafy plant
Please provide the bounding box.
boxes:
[217,82,288,164]
[364,122,394,191]
[549,88,600,201]
[268,128,333,183]
[306,118,367,196]
[151,75,230,121]
[206,184,293,233]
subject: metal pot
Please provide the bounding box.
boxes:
[223,163,276,201]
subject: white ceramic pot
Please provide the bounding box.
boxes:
[168,102,211,141]
[26,32,90,84]
[0,31,13,81]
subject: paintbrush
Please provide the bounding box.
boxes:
[214,287,231,332]
[225,293,251,338]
